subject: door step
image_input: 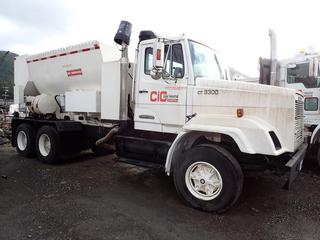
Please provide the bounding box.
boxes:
[114,157,164,169]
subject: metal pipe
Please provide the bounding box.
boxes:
[269,29,277,86]
[120,43,129,124]
[95,126,120,146]
[54,95,63,113]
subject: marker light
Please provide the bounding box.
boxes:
[156,49,161,60]
[237,108,244,118]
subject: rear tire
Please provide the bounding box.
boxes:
[15,124,36,157]
[173,144,243,212]
[36,125,61,164]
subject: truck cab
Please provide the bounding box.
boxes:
[131,35,303,156]
[279,54,320,126]
[134,37,229,133]
[271,53,320,164]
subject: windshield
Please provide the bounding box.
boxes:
[188,40,228,80]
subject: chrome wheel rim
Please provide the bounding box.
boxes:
[17,131,27,151]
[38,134,51,157]
[185,161,223,201]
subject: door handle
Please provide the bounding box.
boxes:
[139,90,148,94]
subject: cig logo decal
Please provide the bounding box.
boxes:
[150,91,178,103]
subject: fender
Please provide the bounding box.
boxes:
[165,114,286,174]
[310,125,320,144]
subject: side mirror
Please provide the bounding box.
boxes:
[153,41,164,69]
[151,41,164,80]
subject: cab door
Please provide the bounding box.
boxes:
[134,41,188,133]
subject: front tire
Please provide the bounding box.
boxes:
[36,126,61,164]
[15,124,36,157]
[173,144,243,212]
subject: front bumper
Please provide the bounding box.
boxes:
[284,143,308,189]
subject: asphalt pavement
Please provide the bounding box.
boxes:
[1,145,320,240]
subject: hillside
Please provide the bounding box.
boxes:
[0,51,18,101]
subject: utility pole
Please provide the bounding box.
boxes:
[2,87,9,109]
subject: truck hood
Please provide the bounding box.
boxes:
[192,77,303,153]
[196,78,298,99]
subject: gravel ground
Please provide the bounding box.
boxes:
[1,145,320,240]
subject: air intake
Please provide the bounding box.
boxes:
[139,31,157,43]
[114,21,132,46]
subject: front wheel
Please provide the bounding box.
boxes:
[173,144,243,212]
[36,126,61,164]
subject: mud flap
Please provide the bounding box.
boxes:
[284,143,308,190]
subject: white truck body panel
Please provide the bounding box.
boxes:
[183,115,284,155]
[101,61,121,120]
[134,41,189,133]
[65,91,101,113]
[14,55,29,104]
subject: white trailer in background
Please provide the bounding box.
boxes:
[12,21,306,212]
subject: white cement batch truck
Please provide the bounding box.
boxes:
[12,21,307,212]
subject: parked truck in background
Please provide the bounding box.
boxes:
[259,30,320,166]
[11,21,306,212]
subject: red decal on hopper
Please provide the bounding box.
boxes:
[67,69,82,77]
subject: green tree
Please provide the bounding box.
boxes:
[0,51,18,101]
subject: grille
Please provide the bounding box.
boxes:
[294,99,304,149]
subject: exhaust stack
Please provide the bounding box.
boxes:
[114,21,132,127]
[269,29,277,86]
